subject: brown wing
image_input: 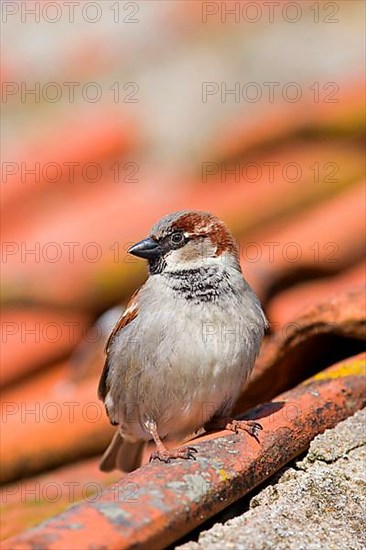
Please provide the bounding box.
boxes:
[98,289,139,401]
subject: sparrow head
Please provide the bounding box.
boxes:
[128,210,240,274]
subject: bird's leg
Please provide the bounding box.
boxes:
[148,421,197,463]
[204,416,263,441]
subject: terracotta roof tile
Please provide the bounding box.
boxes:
[235,287,366,414]
[0,458,120,541]
[268,261,365,326]
[242,181,365,302]
[1,373,114,484]
[2,354,365,549]
[1,309,90,388]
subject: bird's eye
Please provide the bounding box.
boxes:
[170,232,185,246]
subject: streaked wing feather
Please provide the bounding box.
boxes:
[98,289,139,401]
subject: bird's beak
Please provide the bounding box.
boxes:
[128,237,161,260]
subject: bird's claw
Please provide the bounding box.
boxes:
[149,445,197,463]
[226,419,263,439]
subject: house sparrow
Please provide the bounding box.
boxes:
[98,210,268,472]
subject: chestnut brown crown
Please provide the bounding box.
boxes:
[128,210,240,272]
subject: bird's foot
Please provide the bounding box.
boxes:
[225,419,263,440]
[205,417,263,440]
[149,445,198,463]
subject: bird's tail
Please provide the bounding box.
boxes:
[99,431,145,473]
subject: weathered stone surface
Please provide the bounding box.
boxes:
[179,409,366,550]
